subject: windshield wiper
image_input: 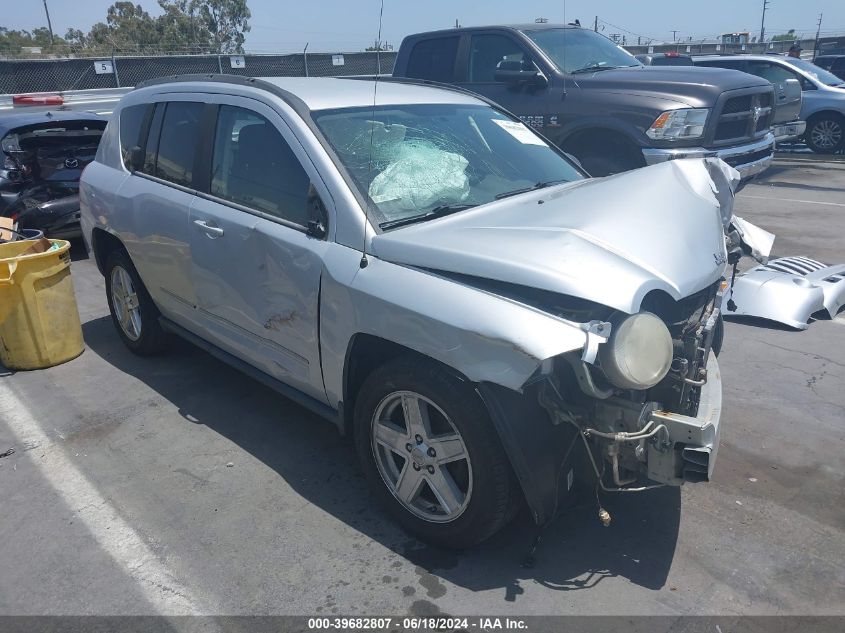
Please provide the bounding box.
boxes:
[494,179,568,200]
[379,203,477,230]
[571,64,629,74]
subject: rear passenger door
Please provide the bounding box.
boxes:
[188,97,330,402]
[113,99,204,325]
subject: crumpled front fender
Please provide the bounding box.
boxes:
[319,250,593,404]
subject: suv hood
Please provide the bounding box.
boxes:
[372,159,732,314]
[578,66,772,107]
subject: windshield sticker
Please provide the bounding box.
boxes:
[492,119,548,146]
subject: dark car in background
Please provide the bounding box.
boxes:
[635,52,694,66]
[814,55,845,82]
[0,111,107,239]
[393,23,776,179]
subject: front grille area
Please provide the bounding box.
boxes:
[722,95,752,114]
[712,90,774,144]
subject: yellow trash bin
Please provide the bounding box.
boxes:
[0,239,84,370]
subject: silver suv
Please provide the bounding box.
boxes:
[695,55,845,153]
[81,75,746,547]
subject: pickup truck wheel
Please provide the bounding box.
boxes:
[805,114,844,153]
[354,357,518,548]
[105,250,168,356]
[576,146,644,177]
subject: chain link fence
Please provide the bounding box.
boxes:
[624,38,818,57]
[0,51,398,94]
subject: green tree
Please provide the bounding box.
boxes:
[0,26,67,55]
[195,0,251,53]
[85,2,161,53]
[2,1,251,57]
[771,29,797,42]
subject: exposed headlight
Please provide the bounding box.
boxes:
[646,108,709,140]
[599,312,673,390]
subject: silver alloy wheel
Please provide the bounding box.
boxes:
[110,265,142,341]
[810,119,843,150]
[371,391,473,523]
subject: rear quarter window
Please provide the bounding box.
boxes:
[119,104,148,170]
[405,36,460,82]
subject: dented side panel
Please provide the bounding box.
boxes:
[188,195,331,403]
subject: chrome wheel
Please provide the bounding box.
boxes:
[110,265,142,341]
[371,391,472,523]
[810,119,842,151]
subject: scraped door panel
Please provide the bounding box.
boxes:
[188,100,328,402]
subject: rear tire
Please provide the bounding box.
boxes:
[104,249,168,356]
[805,114,844,154]
[353,357,519,548]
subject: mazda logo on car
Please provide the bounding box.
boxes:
[65,158,79,168]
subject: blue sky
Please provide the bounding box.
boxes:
[6,1,844,52]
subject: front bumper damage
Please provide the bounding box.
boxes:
[592,354,722,487]
[724,257,845,329]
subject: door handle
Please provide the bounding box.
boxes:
[193,219,224,237]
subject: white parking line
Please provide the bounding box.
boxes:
[740,194,845,208]
[0,385,210,615]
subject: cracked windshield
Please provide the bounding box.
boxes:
[314,104,584,228]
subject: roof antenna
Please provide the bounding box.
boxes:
[359,0,385,270]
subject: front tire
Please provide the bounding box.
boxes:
[104,249,168,356]
[805,114,844,154]
[354,357,518,548]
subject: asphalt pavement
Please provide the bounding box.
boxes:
[0,156,843,618]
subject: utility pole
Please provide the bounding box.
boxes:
[760,0,770,43]
[42,0,54,46]
[672,30,678,41]
[594,16,598,32]
[813,13,822,61]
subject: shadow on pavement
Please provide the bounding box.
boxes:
[81,314,680,601]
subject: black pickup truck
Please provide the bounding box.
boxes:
[393,23,776,178]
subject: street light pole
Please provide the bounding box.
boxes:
[42,0,54,46]
[760,0,770,43]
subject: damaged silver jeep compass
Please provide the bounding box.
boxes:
[80,75,761,548]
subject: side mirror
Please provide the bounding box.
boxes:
[494,59,548,87]
[130,146,144,172]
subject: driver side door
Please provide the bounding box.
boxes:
[455,32,550,132]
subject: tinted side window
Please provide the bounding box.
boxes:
[405,36,459,82]
[814,57,832,70]
[746,61,798,83]
[155,102,203,187]
[469,34,526,82]
[834,58,845,72]
[697,59,745,71]
[119,104,147,170]
[210,105,311,226]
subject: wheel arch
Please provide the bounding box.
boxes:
[341,334,471,437]
[91,227,128,276]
